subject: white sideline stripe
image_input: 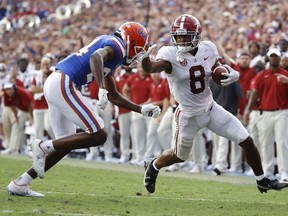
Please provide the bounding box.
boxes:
[0,210,118,216]
[43,191,287,205]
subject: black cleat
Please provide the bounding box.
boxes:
[257,177,288,193]
[144,158,159,193]
[213,168,221,175]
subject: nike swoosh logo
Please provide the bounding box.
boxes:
[204,56,209,60]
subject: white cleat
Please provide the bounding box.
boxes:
[29,139,46,179]
[6,181,45,197]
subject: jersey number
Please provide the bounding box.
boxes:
[75,38,100,56]
[189,65,205,94]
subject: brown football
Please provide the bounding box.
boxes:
[211,66,229,84]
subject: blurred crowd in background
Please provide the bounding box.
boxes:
[0,0,288,179]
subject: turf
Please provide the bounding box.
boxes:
[0,155,287,216]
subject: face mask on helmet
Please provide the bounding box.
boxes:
[170,14,202,52]
[117,22,151,67]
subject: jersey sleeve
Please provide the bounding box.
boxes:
[102,38,126,64]
[208,41,218,58]
[156,46,175,62]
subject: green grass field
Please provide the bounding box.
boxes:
[0,155,287,216]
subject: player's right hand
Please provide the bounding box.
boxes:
[220,65,240,86]
[141,104,161,118]
[97,88,108,110]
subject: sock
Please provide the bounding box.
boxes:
[152,161,159,171]
[14,172,33,185]
[41,140,55,153]
[255,174,265,181]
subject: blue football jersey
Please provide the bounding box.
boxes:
[56,35,126,87]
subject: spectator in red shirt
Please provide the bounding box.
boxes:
[244,48,288,181]
[1,83,33,155]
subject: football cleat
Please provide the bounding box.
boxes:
[143,158,159,193]
[257,177,288,193]
[29,139,46,179]
[7,181,44,197]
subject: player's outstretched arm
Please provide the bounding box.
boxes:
[90,46,114,110]
[105,76,161,118]
[141,45,172,74]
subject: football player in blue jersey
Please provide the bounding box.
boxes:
[6,22,161,197]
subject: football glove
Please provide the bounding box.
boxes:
[220,65,240,87]
[97,88,108,110]
[141,104,161,118]
[129,44,157,68]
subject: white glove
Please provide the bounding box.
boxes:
[220,65,240,87]
[129,44,157,68]
[97,88,108,110]
[141,104,161,118]
[139,44,157,61]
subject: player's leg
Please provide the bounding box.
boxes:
[208,103,262,175]
[7,73,107,197]
[208,103,288,193]
[30,74,106,177]
[144,107,199,193]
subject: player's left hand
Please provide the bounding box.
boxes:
[220,65,240,87]
[139,44,157,62]
[129,44,157,68]
[141,103,161,118]
[97,88,108,110]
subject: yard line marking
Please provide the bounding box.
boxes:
[42,191,287,205]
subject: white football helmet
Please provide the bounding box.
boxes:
[170,14,202,52]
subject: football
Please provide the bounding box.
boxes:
[211,65,229,84]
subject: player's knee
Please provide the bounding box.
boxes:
[178,137,193,161]
[91,129,107,146]
[164,149,184,163]
[239,136,254,149]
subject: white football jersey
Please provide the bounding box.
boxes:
[156,41,218,116]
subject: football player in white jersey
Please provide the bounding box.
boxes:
[142,14,288,194]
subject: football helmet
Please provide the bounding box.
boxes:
[170,14,202,52]
[115,22,151,67]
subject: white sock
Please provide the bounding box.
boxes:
[14,172,33,185]
[152,161,159,171]
[41,140,55,153]
[255,174,265,181]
